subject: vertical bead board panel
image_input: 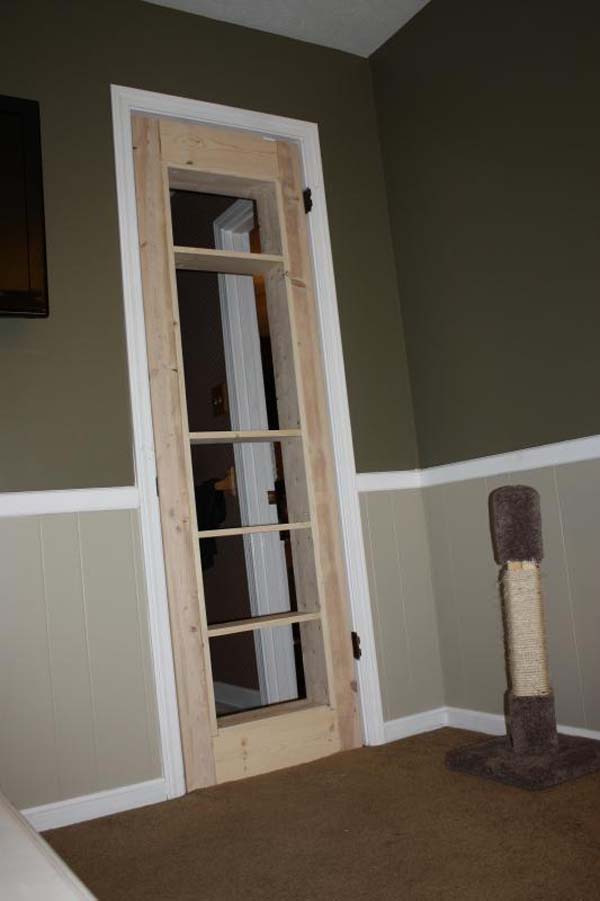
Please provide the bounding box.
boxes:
[0,509,161,810]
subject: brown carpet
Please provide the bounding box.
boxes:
[44,728,600,900]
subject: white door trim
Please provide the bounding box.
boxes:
[111,89,186,799]
[110,86,385,794]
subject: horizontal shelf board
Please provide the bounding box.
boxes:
[208,610,320,638]
[198,521,311,539]
[174,246,284,275]
[217,699,323,728]
[189,429,302,445]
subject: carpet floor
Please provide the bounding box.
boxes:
[44,728,600,900]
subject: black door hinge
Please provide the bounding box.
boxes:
[155,476,160,498]
[303,187,313,214]
[351,631,362,660]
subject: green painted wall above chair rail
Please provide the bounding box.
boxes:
[4,0,600,488]
[0,0,417,492]
[371,0,600,468]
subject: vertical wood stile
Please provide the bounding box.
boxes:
[263,261,330,707]
[132,116,216,790]
[275,140,361,750]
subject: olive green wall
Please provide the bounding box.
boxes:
[371,0,600,467]
[0,0,417,491]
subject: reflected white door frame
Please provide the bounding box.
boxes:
[214,201,297,705]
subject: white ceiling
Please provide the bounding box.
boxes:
[143,0,432,57]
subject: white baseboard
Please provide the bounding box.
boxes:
[213,681,261,710]
[21,706,600,832]
[22,777,167,832]
[446,706,600,741]
[383,707,448,742]
[384,705,600,744]
[445,706,505,735]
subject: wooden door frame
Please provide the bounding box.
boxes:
[110,84,385,799]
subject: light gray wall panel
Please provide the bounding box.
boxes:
[0,518,59,809]
[515,468,585,727]
[0,509,161,810]
[441,479,505,714]
[391,492,443,713]
[555,459,600,730]
[78,511,160,791]
[39,515,97,802]
[360,490,444,721]
[423,486,463,705]
[361,493,412,720]
[484,472,514,495]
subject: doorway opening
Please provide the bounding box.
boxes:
[133,114,362,787]
[170,188,307,717]
[112,86,386,798]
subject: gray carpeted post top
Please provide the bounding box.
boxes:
[489,485,543,564]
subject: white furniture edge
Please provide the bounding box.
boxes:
[111,84,386,779]
[22,778,167,833]
[0,486,139,518]
[357,433,600,492]
[1,791,95,899]
[383,705,600,743]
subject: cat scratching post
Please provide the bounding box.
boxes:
[446,485,600,789]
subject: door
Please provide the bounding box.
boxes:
[132,115,360,791]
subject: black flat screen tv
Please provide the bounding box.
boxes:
[0,94,48,317]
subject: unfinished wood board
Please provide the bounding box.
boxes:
[216,697,314,727]
[174,246,284,276]
[197,521,311,539]
[275,139,360,749]
[259,261,330,706]
[168,165,274,206]
[189,430,302,444]
[160,119,279,181]
[207,610,320,638]
[214,704,340,783]
[132,117,216,790]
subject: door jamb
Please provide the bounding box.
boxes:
[110,85,386,798]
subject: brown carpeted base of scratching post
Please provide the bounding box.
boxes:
[446,732,600,790]
[506,692,558,754]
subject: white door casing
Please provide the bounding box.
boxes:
[111,85,386,801]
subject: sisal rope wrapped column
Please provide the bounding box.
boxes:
[502,561,550,697]
[490,485,557,754]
